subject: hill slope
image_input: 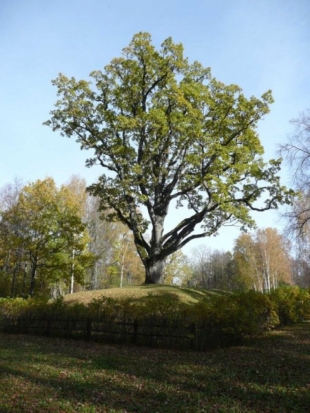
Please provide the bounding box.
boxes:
[63,285,229,306]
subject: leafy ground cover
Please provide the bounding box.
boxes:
[0,322,310,412]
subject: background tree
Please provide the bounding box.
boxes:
[0,178,93,297]
[279,110,310,232]
[62,175,90,294]
[0,179,25,297]
[84,195,144,289]
[188,246,214,289]
[291,251,310,288]
[279,110,310,193]
[188,246,234,290]
[84,195,117,289]
[233,233,259,291]
[163,250,191,286]
[233,228,292,292]
[65,175,88,217]
[287,209,310,288]
[279,109,310,287]
[45,32,292,284]
[106,230,144,287]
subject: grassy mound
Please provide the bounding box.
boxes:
[62,285,230,306]
[2,286,309,351]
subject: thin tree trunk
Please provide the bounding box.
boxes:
[91,263,98,290]
[69,249,75,294]
[120,236,129,288]
[262,248,271,292]
[29,263,37,297]
[252,256,263,292]
[22,263,28,298]
[11,265,17,298]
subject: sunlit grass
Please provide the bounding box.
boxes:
[62,285,228,306]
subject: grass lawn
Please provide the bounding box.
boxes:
[0,322,310,412]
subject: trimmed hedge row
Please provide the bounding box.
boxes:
[0,286,309,350]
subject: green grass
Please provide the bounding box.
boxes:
[1,322,310,412]
[62,285,229,306]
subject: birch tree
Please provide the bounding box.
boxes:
[233,228,292,291]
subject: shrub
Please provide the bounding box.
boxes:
[179,291,277,348]
[269,286,310,325]
[1,286,309,350]
[0,297,35,320]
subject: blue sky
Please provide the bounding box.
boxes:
[1,0,309,252]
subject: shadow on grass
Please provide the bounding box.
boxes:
[0,323,310,412]
[120,286,228,309]
[139,284,228,298]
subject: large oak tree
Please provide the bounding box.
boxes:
[45,32,292,284]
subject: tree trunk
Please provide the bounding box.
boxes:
[69,248,75,294]
[90,261,98,290]
[22,263,28,298]
[144,257,166,284]
[29,264,37,297]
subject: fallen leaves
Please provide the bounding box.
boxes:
[0,323,309,412]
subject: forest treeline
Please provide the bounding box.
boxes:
[0,175,308,299]
[0,176,144,298]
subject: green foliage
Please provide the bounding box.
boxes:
[232,229,292,292]
[0,297,30,320]
[269,285,310,324]
[0,177,95,298]
[45,32,294,284]
[164,250,192,285]
[1,286,309,349]
[0,272,11,297]
[183,290,277,347]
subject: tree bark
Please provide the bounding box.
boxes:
[144,257,166,284]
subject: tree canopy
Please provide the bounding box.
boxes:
[45,32,293,284]
[233,228,292,292]
[0,178,93,297]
